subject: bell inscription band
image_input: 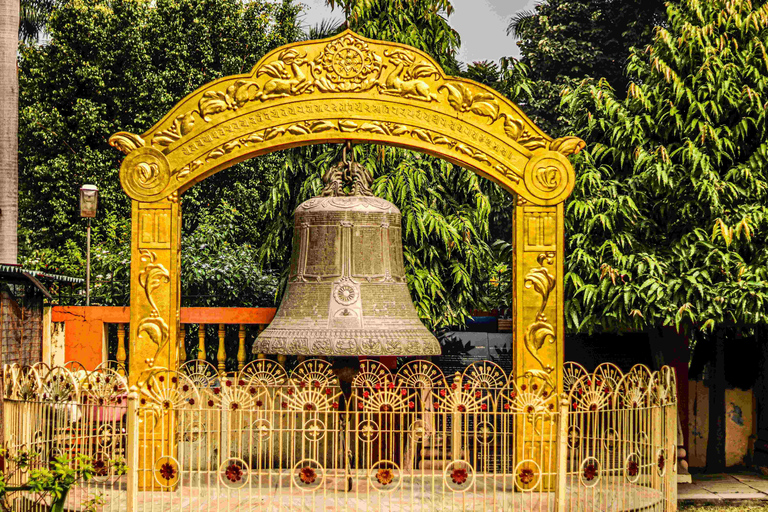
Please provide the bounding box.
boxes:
[254,156,441,356]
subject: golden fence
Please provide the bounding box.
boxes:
[2,360,677,511]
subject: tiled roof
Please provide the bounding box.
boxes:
[0,264,84,284]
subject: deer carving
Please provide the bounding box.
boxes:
[256,49,312,100]
[379,50,439,102]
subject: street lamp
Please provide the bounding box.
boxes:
[80,185,98,306]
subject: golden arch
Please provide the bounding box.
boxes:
[112,30,583,205]
[112,30,583,393]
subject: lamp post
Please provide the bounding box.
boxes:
[80,185,98,306]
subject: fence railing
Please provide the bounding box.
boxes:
[110,321,271,373]
[2,360,678,512]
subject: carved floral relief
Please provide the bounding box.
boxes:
[523,253,557,375]
[136,249,171,368]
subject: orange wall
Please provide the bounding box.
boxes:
[51,306,276,370]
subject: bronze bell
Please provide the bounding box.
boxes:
[254,156,441,357]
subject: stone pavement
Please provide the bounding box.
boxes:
[679,472,768,502]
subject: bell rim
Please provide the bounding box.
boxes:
[254,326,441,356]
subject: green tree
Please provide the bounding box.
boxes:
[562,0,768,469]
[509,0,666,134]
[17,0,302,304]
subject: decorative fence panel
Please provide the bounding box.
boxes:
[2,363,128,512]
[2,360,677,512]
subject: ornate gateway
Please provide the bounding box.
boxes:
[108,29,588,495]
[110,29,583,389]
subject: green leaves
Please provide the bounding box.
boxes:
[563,0,768,335]
[17,0,302,305]
[510,0,666,135]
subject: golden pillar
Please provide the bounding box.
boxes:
[512,200,563,390]
[129,195,182,490]
[512,199,564,490]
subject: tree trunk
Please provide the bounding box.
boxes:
[706,328,727,472]
[0,0,19,264]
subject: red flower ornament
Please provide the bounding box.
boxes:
[627,460,639,477]
[376,468,394,485]
[225,463,243,483]
[299,467,317,485]
[450,468,468,485]
[519,468,535,485]
[159,462,176,482]
[583,463,598,481]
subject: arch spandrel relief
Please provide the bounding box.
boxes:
[110,30,584,206]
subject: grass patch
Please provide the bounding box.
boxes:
[679,505,768,511]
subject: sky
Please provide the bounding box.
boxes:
[297,0,539,64]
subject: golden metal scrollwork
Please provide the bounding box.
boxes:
[136,249,171,367]
[110,30,582,206]
[440,82,499,122]
[109,132,145,154]
[523,253,557,374]
[154,112,196,145]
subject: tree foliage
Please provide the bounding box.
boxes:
[510,0,666,134]
[17,0,301,305]
[563,0,768,335]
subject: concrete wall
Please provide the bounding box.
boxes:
[688,379,755,468]
[50,306,277,370]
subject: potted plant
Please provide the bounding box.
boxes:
[0,449,126,512]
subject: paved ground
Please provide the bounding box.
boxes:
[679,472,768,503]
[59,475,664,512]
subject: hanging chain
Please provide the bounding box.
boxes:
[341,140,354,185]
